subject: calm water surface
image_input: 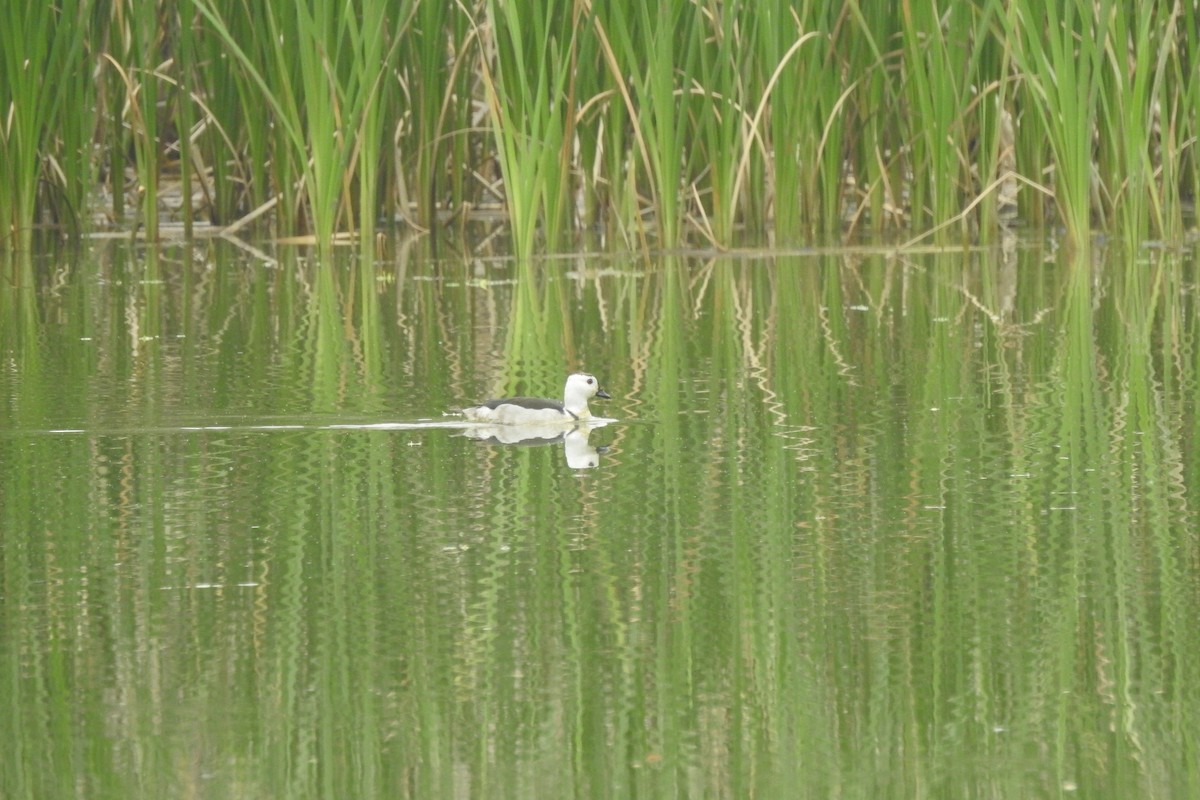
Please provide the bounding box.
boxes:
[2,240,1198,799]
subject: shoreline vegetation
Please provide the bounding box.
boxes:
[1,0,1197,256]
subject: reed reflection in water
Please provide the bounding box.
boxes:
[1,240,1197,798]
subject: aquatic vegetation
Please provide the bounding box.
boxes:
[0,0,93,252]
[1,0,1197,254]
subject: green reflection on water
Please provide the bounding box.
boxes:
[2,241,1198,799]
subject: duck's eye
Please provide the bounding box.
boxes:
[587,378,594,385]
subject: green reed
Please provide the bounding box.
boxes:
[639,1,698,248]
[106,0,163,241]
[0,0,92,251]
[593,0,701,248]
[837,4,896,236]
[345,0,401,246]
[1095,4,1154,243]
[3,0,1200,253]
[190,0,305,237]
[480,0,577,259]
[1182,2,1200,215]
[899,3,975,237]
[397,1,474,231]
[181,1,247,225]
[172,0,197,237]
[566,6,625,241]
[273,0,340,249]
[756,8,841,241]
[1101,3,1192,243]
[1003,0,1111,249]
[688,1,748,245]
[190,0,404,251]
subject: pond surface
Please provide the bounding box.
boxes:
[2,239,1198,799]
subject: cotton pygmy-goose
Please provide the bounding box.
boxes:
[461,373,611,425]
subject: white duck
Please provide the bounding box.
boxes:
[462,373,611,425]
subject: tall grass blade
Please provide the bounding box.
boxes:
[1002,0,1113,248]
[3,0,1199,251]
[0,0,92,250]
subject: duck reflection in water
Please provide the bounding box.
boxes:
[460,422,609,469]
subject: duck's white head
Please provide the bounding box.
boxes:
[563,373,611,417]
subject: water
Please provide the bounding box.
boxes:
[2,240,1198,798]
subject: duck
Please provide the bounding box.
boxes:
[461,373,611,425]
